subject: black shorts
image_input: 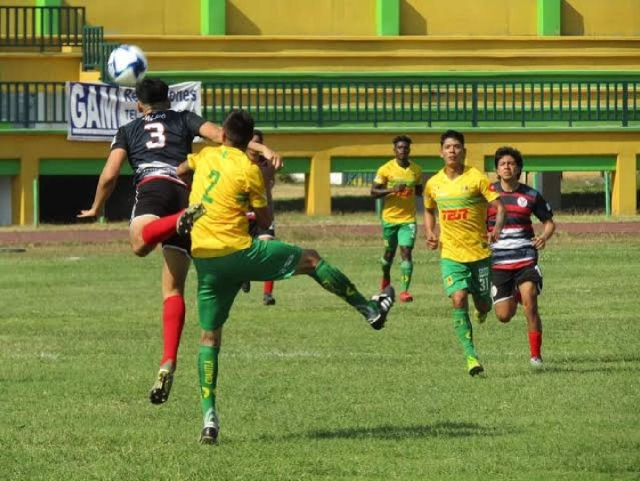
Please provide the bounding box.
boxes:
[490,265,543,304]
[131,178,191,252]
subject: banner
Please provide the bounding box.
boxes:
[66,81,202,141]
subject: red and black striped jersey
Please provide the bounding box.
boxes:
[487,182,553,270]
[111,110,206,186]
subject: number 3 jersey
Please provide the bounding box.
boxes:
[424,165,500,263]
[487,182,553,270]
[111,110,206,186]
[187,145,268,258]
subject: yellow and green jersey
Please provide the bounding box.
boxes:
[374,159,423,224]
[187,145,268,258]
[424,165,500,263]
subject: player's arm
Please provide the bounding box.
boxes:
[533,218,556,250]
[77,148,127,218]
[371,182,406,198]
[487,198,506,243]
[414,184,424,197]
[176,160,193,178]
[424,207,438,250]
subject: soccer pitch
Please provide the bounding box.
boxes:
[1,232,639,480]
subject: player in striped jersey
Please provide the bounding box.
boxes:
[487,146,556,368]
[424,130,505,376]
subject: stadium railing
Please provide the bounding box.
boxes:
[2,76,639,129]
[0,6,85,51]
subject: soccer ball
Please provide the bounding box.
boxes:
[107,45,148,87]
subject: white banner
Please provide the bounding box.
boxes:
[66,81,202,141]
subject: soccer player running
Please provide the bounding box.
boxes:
[177,109,395,444]
[240,129,278,306]
[371,135,423,302]
[423,130,505,376]
[488,147,556,368]
[78,79,281,404]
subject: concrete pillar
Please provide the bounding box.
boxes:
[533,172,562,211]
[612,150,637,215]
[305,152,331,216]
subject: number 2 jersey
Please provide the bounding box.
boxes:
[424,165,500,263]
[187,145,268,258]
[111,110,206,186]
[487,182,553,270]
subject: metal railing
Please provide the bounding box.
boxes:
[1,79,640,129]
[82,25,119,79]
[0,6,85,50]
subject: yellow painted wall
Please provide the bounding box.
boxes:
[0,0,33,6]
[62,0,200,35]
[401,0,537,36]
[2,130,637,225]
[227,0,375,35]
[562,0,640,36]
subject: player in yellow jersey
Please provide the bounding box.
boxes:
[371,135,423,303]
[424,130,506,376]
[176,109,395,445]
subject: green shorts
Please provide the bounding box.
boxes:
[382,221,417,251]
[193,239,303,331]
[440,257,492,303]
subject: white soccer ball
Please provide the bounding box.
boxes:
[107,45,148,87]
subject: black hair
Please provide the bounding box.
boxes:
[135,78,169,107]
[494,146,524,171]
[253,129,264,143]
[440,129,465,146]
[392,134,412,146]
[222,109,255,150]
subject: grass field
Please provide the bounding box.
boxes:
[1,231,639,480]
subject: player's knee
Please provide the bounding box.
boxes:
[298,249,322,273]
[496,312,513,323]
[132,243,153,257]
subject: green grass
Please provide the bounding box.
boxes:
[1,234,639,480]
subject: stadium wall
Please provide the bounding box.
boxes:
[45,0,640,36]
[0,130,636,225]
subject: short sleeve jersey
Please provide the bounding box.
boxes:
[424,165,500,263]
[187,145,268,258]
[487,182,553,270]
[111,110,205,185]
[374,159,423,224]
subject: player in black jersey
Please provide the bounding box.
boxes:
[78,78,282,404]
[486,146,555,368]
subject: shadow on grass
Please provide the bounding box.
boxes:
[267,422,507,441]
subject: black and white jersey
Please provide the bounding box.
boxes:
[111,110,206,186]
[487,182,553,270]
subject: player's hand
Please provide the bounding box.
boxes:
[77,208,98,219]
[426,233,438,250]
[261,148,284,171]
[393,183,407,193]
[532,236,547,250]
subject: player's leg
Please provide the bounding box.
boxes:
[397,222,417,302]
[380,222,398,290]
[491,269,518,323]
[192,256,240,445]
[148,247,191,404]
[441,259,483,376]
[516,265,544,367]
[129,181,203,256]
[258,230,276,306]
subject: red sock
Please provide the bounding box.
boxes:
[528,330,542,359]
[141,210,184,246]
[264,280,274,295]
[161,295,186,366]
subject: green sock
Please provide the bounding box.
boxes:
[400,260,413,292]
[198,345,220,425]
[310,259,369,309]
[452,308,477,359]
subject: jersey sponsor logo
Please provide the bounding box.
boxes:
[441,208,469,221]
